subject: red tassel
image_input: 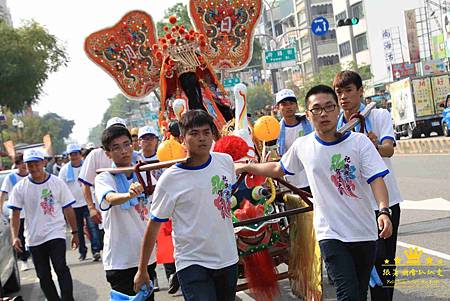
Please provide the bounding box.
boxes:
[243,249,279,301]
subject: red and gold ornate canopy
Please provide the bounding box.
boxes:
[84,11,161,99]
[189,0,263,71]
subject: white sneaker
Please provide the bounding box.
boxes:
[20,261,30,271]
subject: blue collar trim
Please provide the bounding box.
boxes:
[29,173,51,185]
[315,131,351,146]
[176,155,212,170]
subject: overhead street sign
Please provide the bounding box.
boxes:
[223,77,241,88]
[263,48,297,70]
[311,16,329,36]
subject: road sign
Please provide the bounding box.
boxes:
[223,77,241,88]
[311,16,329,36]
[263,48,297,69]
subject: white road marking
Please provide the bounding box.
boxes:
[397,241,450,261]
[401,198,450,211]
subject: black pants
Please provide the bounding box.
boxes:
[320,239,375,301]
[29,238,74,301]
[17,218,30,262]
[73,206,101,256]
[370,203,401,301]
[106,263,156,300]
[163,263,176,280]
[177,264,238,301]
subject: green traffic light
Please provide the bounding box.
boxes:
[351,18,359,25]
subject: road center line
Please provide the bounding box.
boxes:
[397,241,450,261]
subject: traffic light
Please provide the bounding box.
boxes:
[337,18,359,27]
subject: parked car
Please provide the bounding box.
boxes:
[0,169,21,294]
[441,93,450,137]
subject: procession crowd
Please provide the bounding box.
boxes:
[1,70,402,301]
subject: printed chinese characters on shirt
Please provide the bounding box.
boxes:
[330,154,359,198]
[211,175,232,219]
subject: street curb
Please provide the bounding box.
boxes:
[396,137,450,154]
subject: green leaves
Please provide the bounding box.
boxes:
[330,153,345,171]
[0,20,68,113]
[211,175,225,195]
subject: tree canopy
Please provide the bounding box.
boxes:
[0,20,68,112]
[88,94,141,144]
[2,111,74,154]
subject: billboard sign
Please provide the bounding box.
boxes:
[391,62,416,80]
[411,78,434,117]
[388,78,415,125]
[405,10,420,63]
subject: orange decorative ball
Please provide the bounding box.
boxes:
[157,140,186,162]
[253,116,280,141]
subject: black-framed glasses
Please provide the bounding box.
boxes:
[111,141,132,153]
[308,104,337,115]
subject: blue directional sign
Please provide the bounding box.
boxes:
[311,16,329,36]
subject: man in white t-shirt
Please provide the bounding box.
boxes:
[78,117,127,225]
[95,125,157,300]
[8,149,79,301]
[134,110,239,301]
[0,154,30,271]
[60,144,102,262]
[236,85,393,301]
[137,126,159,163]
[334,70,403,301]
[275,88,314,191]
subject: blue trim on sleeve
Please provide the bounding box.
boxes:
[7,205,22,211]
[99,190,115,211]
[0,190,8,194]
[367,169,390,184]
[280,161,295,176]
[62,200,76,209]
[380,136,396,146]
[78,178,93,187]
[151,214,169,222]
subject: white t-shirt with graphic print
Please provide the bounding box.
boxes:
[8,174,75,247]
[59,163,87,208]
[1,172,27,218]
[281,132,389,242]
[365,109,403,209]
[150,152,239,272]
[95,171,157,271]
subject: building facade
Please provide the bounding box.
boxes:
[294,0,339,82]
[0,0,12,26]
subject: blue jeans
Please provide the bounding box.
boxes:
[29,238,74,301]
[177,264,238,301]
[319,239,375,301]
[74,206,101,255]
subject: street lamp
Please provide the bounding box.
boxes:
[12,118,24,141]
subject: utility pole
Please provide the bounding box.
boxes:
[345,0,359,69]
[265,0,279,93]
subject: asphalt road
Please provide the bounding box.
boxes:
[4,154,450,301]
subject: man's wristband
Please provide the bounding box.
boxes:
[71,230,78,235]
[377,207,392,219]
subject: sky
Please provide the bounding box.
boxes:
[8,0,187,144]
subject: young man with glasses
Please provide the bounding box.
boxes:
[334,70,403,301]
[235,85,393,301]
[137,126,159,163]
[95,125,157,300]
